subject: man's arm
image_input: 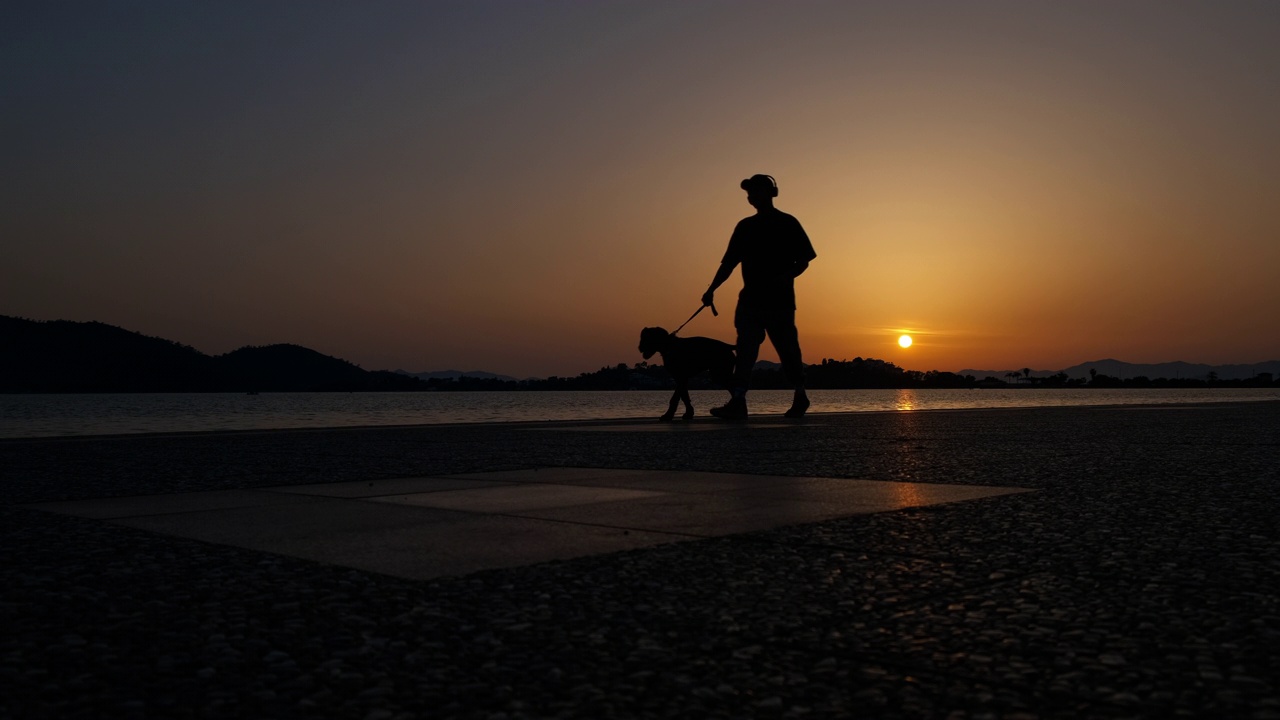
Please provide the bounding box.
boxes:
[701,261,735,307]
[791,216,815,279]
[703,222,743,307]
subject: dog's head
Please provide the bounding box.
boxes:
[638,327,672,360]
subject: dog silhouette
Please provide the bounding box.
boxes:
[638,327,735,421]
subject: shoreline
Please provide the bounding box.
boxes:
[3,389,1278,442]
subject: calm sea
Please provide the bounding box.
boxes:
[2,388,1278,439]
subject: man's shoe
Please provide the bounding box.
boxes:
[784,392,810,418]
[710,396,748,421]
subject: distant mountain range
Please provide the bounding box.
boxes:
[960,359,1280,382]
[394,369,518,383]
[0,316,422,393]
[5,315,1276,393]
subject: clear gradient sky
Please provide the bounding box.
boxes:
[4,2,1279,378]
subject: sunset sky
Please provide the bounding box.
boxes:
[5,2,1279,378]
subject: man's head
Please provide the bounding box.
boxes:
[740,174,777,210]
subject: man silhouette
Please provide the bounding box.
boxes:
[701,174,815,419]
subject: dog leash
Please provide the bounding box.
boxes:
[672,302,718,336]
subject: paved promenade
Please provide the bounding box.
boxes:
[3,401,1279,718]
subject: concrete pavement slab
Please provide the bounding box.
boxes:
[262,476,514,498]
[30,468,1026,580]
[438,468,811,493]
[108,497,684,580]
[440,468,1029,504]
[437,467,654,483]
[23,488,318,520]
[368,483,668,513]
[513,486,1024,537]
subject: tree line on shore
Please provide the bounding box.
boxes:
[429,358,1278,392]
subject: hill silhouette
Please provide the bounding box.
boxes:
[960,358,1280,382]
[4,315,1277,393]
[1,316,217,392]
[0,316,421,393]
[222,345,420,393]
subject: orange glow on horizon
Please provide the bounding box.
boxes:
[5,4,1279,378]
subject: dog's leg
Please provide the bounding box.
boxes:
[660,389,679,422]
[679,382,694,419]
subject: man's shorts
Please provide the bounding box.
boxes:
[734,301,797,346]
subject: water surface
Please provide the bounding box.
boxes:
[3,388,1277,439]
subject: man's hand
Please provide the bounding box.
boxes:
[701,289,715,308]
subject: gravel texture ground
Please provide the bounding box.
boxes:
[2,401,1279,719]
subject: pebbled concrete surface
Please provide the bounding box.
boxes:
[2,401,1280,718]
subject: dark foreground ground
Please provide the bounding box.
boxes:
[3,402,1279,719]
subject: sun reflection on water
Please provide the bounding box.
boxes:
[894,389,919,411]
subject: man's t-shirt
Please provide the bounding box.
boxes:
[721,210,816,309]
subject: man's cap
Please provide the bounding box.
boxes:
[740,174,777,196]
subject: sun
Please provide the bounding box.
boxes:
[898,334,913,348]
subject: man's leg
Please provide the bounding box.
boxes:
[712,303,764,419]
[765,308,810,417]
